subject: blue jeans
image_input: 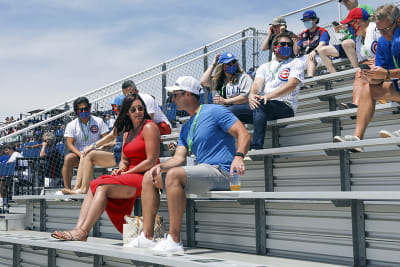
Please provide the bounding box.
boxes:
[251,100,294,150]
[227,104,253,124]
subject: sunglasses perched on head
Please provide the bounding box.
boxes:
[129,106,144,113]
[274,42,292,47]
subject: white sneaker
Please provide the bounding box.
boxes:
[124,232,156,248]
[333,135,363,153]
[380,129,400,138]
[152,234,184,254]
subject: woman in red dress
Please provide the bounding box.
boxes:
[52,94,160,240]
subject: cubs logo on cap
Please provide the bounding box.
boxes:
[371,41,377,54]
[90,125,99,133]
[279,68,291,81]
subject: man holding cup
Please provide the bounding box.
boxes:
[129,76,250,253]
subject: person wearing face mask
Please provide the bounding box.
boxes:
[298,10,330,77]
[248,33,304,150]
[61,97,109,193]
[200,52,253,123]
[333,4,400,151]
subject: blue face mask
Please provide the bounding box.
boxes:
[224,64,238,74]
[79,111,90,119]
[304,21,313,29]
[276,46,292,58]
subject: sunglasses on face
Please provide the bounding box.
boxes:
[77,107,89,112]
[169,91,185,98]
[376,21,396,33]
[129,106,144,113]
[225,60,237,66]
[275,42,292,47]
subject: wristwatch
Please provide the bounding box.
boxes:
[235,152,245,158]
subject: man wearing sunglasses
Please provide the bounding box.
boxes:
[62,97,108,191]
[119,80,172,135]
[333,4,400,149]
[249,32,304,150]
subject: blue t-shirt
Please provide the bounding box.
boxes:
[375,27,400,69]
[178,104,238,173]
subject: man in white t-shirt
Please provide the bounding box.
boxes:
[119,80,172,135]
[63,97,108,190]
[0,144,23,201]
[249,32,304,149]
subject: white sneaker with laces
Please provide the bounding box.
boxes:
[333,135,363,153]
[152,234,184,254]
[380,129,400,138]
[124,232,156,248]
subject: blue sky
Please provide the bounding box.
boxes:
[0,0,384,121]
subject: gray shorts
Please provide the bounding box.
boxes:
[162,163,231,194]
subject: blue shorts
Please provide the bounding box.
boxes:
[333,44,348,59]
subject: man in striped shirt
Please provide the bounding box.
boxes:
[62,97,108,191]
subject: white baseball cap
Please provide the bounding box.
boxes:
[165,76,202,95]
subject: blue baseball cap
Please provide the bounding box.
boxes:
[218,52,236,64]
[111,95,125,106]
[301,10,317,21]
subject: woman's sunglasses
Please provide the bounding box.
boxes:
[129,106,144,113]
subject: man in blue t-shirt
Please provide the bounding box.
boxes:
[333,4,400,150]
[129,76,250,253]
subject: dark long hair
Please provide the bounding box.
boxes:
[113,94,151,136]
[211,62,244,92]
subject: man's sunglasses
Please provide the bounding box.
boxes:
[375,21,396,33]
[129,106,144,113]
[77,107,90,112]
[274,42,292,47]
[168,91,185,98]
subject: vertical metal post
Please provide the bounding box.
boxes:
[134,198,142,217]
[251,28,256,70]
[93,220,100,238]
[271,126,280,148]
[340,150,351,191]
[40,199,46,232]
[185,199,195,247]
[255,199,266,255]
[48,248,56,267]
[13,244,21,267]
[33,160,40,195]
[203,46,209,104]
[94,255,103,267]
[161,63,167,113]
[351,200,366,267]
[242,30,247,71]
[264,156,274,192]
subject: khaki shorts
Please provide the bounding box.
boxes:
[162,163,231,194]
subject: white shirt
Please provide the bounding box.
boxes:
[224,73,253,98]
[8,151,23,163]
[105,118,115,128]
[139,92,171,128]
[64,116,108,152]
[255,57,304,112]
[356,22,381,63]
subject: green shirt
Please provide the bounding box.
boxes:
[341,4,374,40]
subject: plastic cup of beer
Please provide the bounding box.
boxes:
[230,173,241,191]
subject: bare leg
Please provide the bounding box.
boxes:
[73,157,86,190]
[342,39,358,69]
[318,45,339,73]
[62,153,80,190]
[164,167,187,243]
[353,69,368,105]
[75,188,95,228]
[75,151,116,193]
[79,184,137,233]
[307,56,317,77]
[141,171,163,239]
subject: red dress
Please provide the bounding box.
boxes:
[90,120,157,233]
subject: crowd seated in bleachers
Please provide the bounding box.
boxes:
[334,4,400,150]
[200,52,253,124]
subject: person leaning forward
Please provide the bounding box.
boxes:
[126,76,251,253]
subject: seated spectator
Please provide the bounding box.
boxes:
[261,16,296,61]
[40,132,63,187]
[333,4,400,150]
[297,10,330,77]
[51,94,160,241]
[120,80,172,135]
[128,76,250,253]
[0,144,23,202]
[319,4,374,73]
[336,8,380,108]
[61,97,109,192]
[249,32,304,150]
[64,95,127,194]
[200,53,253,123]
[104,114,115,129]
